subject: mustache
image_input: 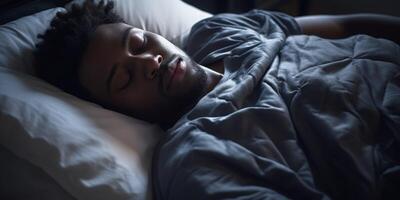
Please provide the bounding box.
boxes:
[159,54,179,72]
[158,54,179,96]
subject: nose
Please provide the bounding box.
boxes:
[145,54,163,79]
[128,54,163,80]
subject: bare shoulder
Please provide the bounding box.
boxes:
[294,14,400,43]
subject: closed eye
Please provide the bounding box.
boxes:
[131,32,147,54]
[138,34,147,53]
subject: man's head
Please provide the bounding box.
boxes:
[79,22,209,127]
[34,0,218,128]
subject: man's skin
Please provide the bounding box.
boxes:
[79,14,400,127]
[295,14,400,43]
[79,23,222,127]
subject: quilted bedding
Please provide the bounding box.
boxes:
[153,10,400,200]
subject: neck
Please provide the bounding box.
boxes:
[159,66,222,130]
[200,65,223,95]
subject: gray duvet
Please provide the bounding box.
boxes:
[153,10,400,200]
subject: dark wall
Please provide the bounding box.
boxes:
[183,0,256,14]
[184,0,400,17]
[2,0,398,24]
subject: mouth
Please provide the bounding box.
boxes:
[160,55,186,93]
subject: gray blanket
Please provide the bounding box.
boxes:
[153,10,400,200]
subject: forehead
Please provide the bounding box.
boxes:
[95,23,129,40]
[79,23,130,101]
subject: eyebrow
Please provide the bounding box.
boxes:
[106,27,133,95]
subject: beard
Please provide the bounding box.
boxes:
[172,60,207,108]
[157,55,208,128]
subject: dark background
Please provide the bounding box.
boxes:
[1,0,400,24]
[183,0,400,16]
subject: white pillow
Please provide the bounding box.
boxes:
[0,8,67,74]
[67,0,212,47]
[0,145,75,200]
[0,1,211,199]
[0,67,162,200]
[0,6,158,200]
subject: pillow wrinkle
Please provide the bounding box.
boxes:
[0,1,212,199]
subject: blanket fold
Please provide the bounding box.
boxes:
[153,10,400,200]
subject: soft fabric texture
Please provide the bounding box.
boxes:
[0,67,161,200]
[0,145,75,200]
[0,8,66,74]
[153,10,400,199]
[0,1,212,199]
[0,4,165,200]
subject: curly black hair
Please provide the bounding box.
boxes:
[34,0,124,101]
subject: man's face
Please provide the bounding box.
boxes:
[79,23,207,125]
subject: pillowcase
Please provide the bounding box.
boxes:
[0,7,161,200]
[0,8,66,74]
[0,1,212,199]
[0,67,162,200]
[0,66,162,200]
[0,145,75,200]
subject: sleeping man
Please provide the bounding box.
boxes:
[34,0,400,199]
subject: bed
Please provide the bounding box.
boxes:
[1,0,399,200]
[0,0,211,199]
[154,9,400,199]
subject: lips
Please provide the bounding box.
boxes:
[160,55,180,92]
[167,57,184,89]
